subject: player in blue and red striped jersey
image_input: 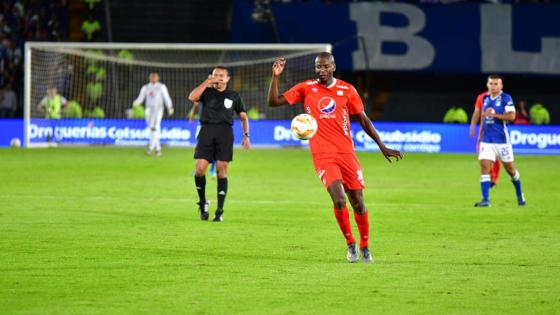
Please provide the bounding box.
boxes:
[268,52,402,263]
[470,91,501,188]
[474,75,525,207]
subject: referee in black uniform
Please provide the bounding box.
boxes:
[188,66,250,222]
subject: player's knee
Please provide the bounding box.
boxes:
[217,162,228,177]
[352,201,366,214]
[332,198,346,210]
[504,164,516,175]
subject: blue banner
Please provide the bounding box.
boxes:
[231,1,560,74]
[1,119,559,155]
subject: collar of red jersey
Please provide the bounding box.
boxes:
[313,78,337,89]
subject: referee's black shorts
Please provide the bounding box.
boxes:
[194,124,234,162]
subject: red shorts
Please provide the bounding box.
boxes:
[312,153,365,190]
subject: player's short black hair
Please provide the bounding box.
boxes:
[315,52,335,64]
[213,66,229,75]
[488,74,501,80]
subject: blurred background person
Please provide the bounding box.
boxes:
[36,86,67,119]
[0,83,17,118]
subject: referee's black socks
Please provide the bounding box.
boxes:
[195,175,206,204]
[217,177,228,210]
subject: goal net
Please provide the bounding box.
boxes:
[24,42,331,147]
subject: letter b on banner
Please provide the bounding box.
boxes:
[350,3,435,70]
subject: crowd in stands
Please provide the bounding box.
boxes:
[0,0,69,118]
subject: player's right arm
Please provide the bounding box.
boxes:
[188,75,220,102]
[133,85,146,106]
[469,93,484,138]
[268,58,288,107]
[469,107,481,138]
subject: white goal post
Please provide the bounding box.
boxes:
[24,42,332,147]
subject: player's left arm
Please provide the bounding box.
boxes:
[481,97,515,122]
[235,95,250,150]
[239,111,250,150]
[482,111,515,122]
[133,86,146,106]
[354,112,403,163]
[161,85,174,116]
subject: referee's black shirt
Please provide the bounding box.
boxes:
[199,87,246,126]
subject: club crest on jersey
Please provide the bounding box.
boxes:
[224,98,233,109]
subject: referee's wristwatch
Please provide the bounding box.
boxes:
[243,132,250,138]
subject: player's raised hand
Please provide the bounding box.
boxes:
[381,147,403,163]
[272,58,286,76]
[206,74,222,87]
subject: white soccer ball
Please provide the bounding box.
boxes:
[10,138,21,148]
[291,113,318,140]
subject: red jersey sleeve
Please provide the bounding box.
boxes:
[282,82,306,105]
[474,92,485,109]
[347,85,364,115]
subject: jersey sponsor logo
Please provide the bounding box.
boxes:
[484,107,495,124]
[318,97,337,119]
[336,90,343,96]
[318,97,336,114]
[224,98,233,109]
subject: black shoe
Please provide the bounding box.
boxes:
[198,201,209,220]
[360,247,373,263]
[213,209,224,222]
[347,243,358,263]
[474,200,490,207]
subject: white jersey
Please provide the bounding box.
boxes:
[134,82,173,113]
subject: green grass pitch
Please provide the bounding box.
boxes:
[1,147,559,314]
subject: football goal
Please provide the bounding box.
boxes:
[24,42,332,147]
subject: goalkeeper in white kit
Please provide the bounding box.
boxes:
[133,72,174,156]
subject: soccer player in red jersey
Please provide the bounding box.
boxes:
[267,52,402,263]
[470,91,501,187]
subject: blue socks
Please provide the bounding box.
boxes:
[511,170,523,199]
[480,174,491,201]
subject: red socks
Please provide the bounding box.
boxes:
[333,208,356,245]
[334,208,370,248]
[492,160,501,184]
[353,211,369,249]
